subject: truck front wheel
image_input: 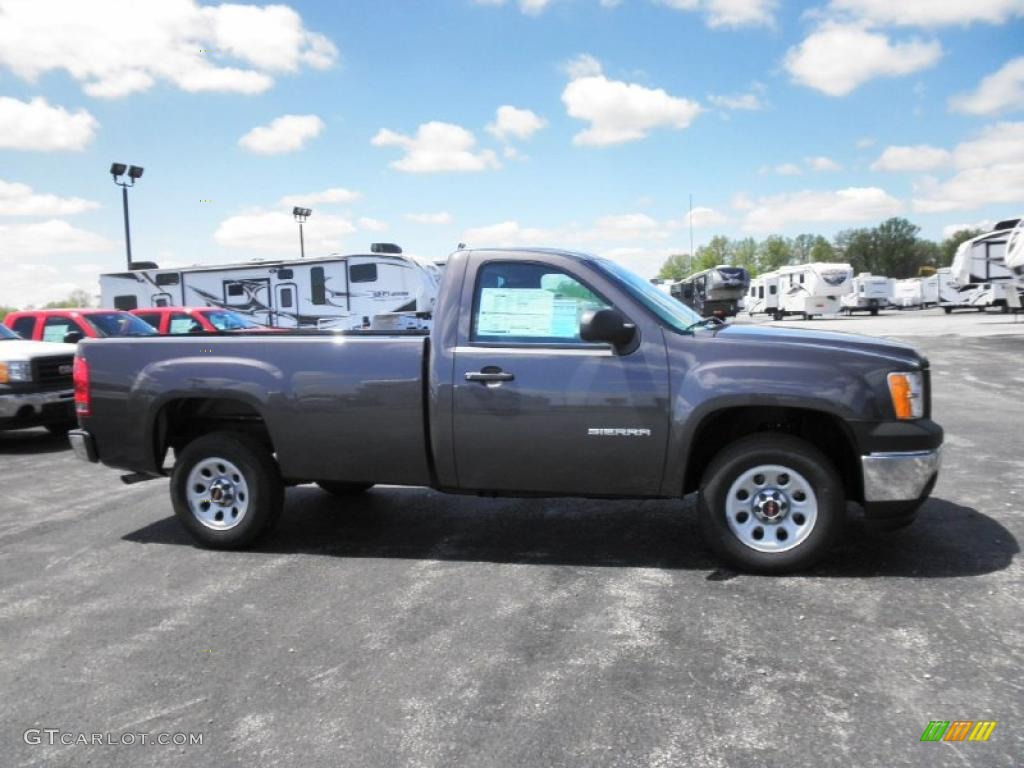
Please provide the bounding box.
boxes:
[697,434,844,573]
[170,431,283,549]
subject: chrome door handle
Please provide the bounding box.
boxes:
[465,370,514,382]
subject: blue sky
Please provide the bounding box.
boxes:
[0,0,1022,306]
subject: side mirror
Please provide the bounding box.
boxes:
[580,308,637,350]
[63,330,84,344]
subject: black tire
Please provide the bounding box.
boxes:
[772,311,783,321]
[943,307,952,314]
[870,308,879,316]
[697,433,844,574]
[317,481,374,497]
[170,431,283,549]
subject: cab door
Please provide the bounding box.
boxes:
[450,257,669,496]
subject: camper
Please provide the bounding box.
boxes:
[649,278,674,295]
[1006,217,1024,276]
[892,276,939,309]
[775,263,853,319]
[841,273,890,315]
[670,265,750,317]
[937,266,1007,313]
[746,271,781,319]
[946,218,1023,312]
[99,244,442,330]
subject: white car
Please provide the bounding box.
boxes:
[0,323,77,434]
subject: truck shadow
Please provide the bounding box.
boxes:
[122,489,1017,578]
[0,429,70,455]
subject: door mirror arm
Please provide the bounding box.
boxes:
[579,308,638,354]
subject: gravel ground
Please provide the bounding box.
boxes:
[2,309,1021,767]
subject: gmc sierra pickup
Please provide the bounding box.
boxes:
[0,323,76,433]
[69,248,943,572]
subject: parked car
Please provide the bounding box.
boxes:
[0,323,76,433]
[69,247,943,573]
[129,307,275,334]
[4,309,157,344]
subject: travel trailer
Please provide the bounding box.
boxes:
[892,276,938,309]
[1006,217,1024,276]
[841,273,890,315]
[670,265,750,317]
[776,263,853,319]
[746,271,781,319]
[99,244,442,330]
[937,267,1007,313]
[649,278,674,295]
[947,218,1023,312]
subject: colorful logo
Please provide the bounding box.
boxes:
[920,720,997,742]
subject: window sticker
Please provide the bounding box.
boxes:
[478,288,579,338]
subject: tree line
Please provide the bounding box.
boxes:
[657,217,982,281]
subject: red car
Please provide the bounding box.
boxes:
[129,307,274,334]
[4,309,157,344]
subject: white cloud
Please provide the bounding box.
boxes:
[0,220,113,306]
[912,122,1024,212]
[358,217,387,232]
[784,23,941,96]
[564,53,603,79]
[856,137,876,148]
[742,187,903,232]
[708,90,764,111]
[0,0,337,99]
[472,0,553,14]
[371,122,500,173]
[0,179,99,216]
[486,106,546,142]
[949,56,1024,116]
[827,0,1024,27]
[655,0,777,28]
[562,60,702,146]
[0,96,98,151]
[806,155,842,171]
[238,114,324,154]
[772,163,804,176]
[870,144,952,171]
[279,187,361,207]
[686,206,730,228]
[406,212,454,225]
[942,220,994,239]
[214,210,356,253]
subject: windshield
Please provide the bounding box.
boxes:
[592,257,703,333]
[0,324,16,340]
[203,310,262,330]
[83,312,157,337]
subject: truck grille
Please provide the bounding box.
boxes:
[32,355,74,389]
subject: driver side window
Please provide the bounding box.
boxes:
[471,262,610,344]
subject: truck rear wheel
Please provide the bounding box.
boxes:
[697,434,844,573]
[170,431,283,549]
[317,481,374,497]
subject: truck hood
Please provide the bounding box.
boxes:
[0,339,78,358]
[713,324,925,368]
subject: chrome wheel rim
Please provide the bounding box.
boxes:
[185,457,250,531]
[725,464,818,553]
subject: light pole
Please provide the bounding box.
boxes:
[110,163,143,269]
[293,206,312,259]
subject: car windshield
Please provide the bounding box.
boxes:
[0,324,17,340]
[82,312,157,337]
[591,257,703,333]
[203,310,262,330]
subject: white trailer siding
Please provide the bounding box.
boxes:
[777,263,853,317]
[746,271,780,316]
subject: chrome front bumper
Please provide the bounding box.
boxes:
[861,448,942,502]
[0,388,74,419]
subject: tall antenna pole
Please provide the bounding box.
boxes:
[688,193,694,275]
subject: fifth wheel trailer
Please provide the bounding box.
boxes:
[100,244,442,330]
[776,263,853,319]
[841,273,890,315]
[947,218,1024,312]
[670,265,750,317]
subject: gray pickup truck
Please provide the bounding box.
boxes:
[69,248,942,572]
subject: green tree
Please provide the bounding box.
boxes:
[42,289,93,309]
[834,227,875,274]
[693,235,731,272]
[0,306,16,321]
[939,228,983,267]
[791,233,816,264]
[874,217,923,278]
[757,235,793,272]
[731,237,759,275]
[808,235,835,263]
[657,253,692,280]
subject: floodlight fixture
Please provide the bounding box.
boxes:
[109,161,144,269]
[110,162,127,179]
[127,165,144,180]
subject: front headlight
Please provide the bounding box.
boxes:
[887,371,924,419]
[0,361,33,383]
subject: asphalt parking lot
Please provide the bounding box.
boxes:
[2,308,1022,768]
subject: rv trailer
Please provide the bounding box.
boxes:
[945,218,1024,312]
[841,273,890,315]
[99,244,442,330]
[892,276,939,309]
[746,271,781,319]
[649,278,674,295]
[775,262,853,319]
[669,265,750,317]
